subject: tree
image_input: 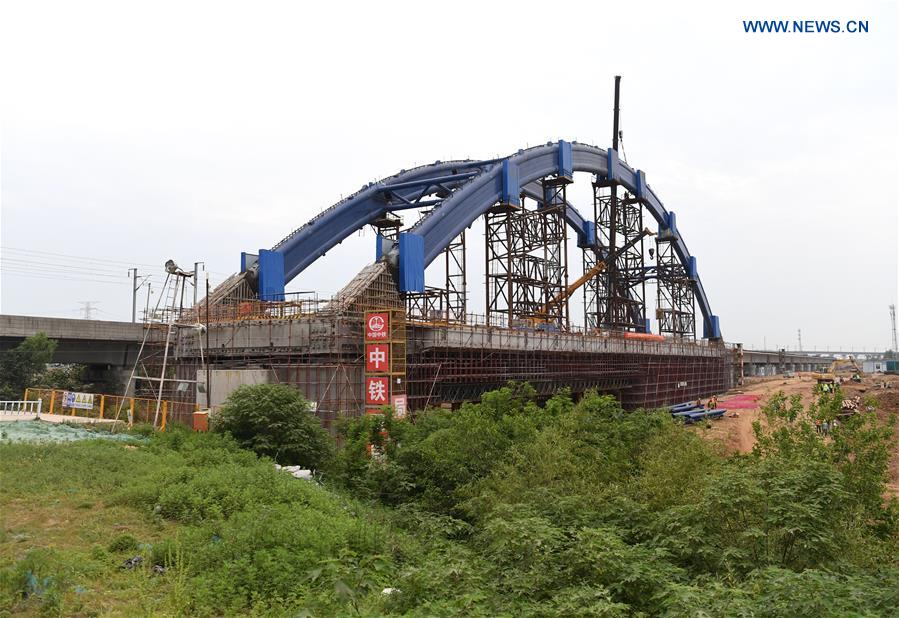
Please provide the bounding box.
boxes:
[33,364,92,393]
[0,333,56,400]
[211,383,333,469]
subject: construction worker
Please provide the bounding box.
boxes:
[708,395,718,410]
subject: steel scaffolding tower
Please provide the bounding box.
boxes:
[486,183,569,329]
[405,230,467,323]
[485,203,516,326]
[539,178,570,329]
[585,181,646,332]
[655,237,696,338]
[444,230,467,322]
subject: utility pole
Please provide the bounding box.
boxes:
[128,268,139,322]
[890,304,897,352]
[128,268,153,322]
[143,283,153,322]
[205,276,212,409]
[193,262,205,307]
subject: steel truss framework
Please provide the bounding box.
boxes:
[231,141,720,340]
[484,184,569,329]
[585,181,646,332]
[655,237,696,338]
[406,230,467,323]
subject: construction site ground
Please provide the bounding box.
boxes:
[698,372,899,497]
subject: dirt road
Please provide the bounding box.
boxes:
[695,372,899,496]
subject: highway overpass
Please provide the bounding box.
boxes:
[0,315,143,367]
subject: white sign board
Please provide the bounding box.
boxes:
[63,391,95,410]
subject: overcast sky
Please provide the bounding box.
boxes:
[1,0,897,351]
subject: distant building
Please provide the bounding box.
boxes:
[863,360,887,373]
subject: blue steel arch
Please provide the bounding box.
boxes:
[256,141,720,339]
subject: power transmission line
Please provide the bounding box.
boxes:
[2,270,134,286]
[1,246,161,269]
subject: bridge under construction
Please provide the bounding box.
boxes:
[125,122,774,427]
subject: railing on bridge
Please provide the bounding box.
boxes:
[177,293,332,324]
[189,294,731,353]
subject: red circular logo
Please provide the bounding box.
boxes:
[368,315,386,332]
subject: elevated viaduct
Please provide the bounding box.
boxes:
[0,315,143,391]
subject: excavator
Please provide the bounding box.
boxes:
[529,228,656,331]
[813,356,864,393]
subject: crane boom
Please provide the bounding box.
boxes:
[533,228,654,323]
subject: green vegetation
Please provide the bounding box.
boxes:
[31,364,92,394]
[0,333,92,400]
[0,334,56,400]
[1,384,897,616]
[211,383,333,469]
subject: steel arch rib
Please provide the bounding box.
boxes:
[404,142,717,338]
[273,159,495,282]
[270,141,719,338]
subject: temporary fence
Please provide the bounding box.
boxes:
[23,388,198,430]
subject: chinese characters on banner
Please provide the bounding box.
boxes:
[391,394,407,419]
[365,376,390,406]
[365,343,389,372]
[365,312,389,340]
[364,311,391,412]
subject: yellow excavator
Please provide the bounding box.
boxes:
[813,357,863,392]
[529,228,654,327]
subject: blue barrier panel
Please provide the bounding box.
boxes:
[501,160,520,206]
[257,249,286,301]
[398,232,425,292]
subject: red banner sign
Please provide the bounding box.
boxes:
[365,376,390,405]
[365,344,390,373]
[365,312,389,341]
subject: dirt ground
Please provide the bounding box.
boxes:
[697,372,899,496]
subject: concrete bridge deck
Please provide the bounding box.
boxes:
[0,314,833,389]
[1,315,144,366]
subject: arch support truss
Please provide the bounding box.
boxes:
[246,141,721,339]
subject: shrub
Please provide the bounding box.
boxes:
[0,333,56,400]
[211,383,333,469]
[107,534,139,553]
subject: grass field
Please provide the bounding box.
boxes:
[0,428,398,616]
[2,387,898,617]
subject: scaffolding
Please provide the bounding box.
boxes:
[485,186,568,328]
[588,180,646,332]
[162,225,725,427]
[655,237,696,339]
[444,231,467,322]
[406,230,466,324]
[538,179,570,329]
